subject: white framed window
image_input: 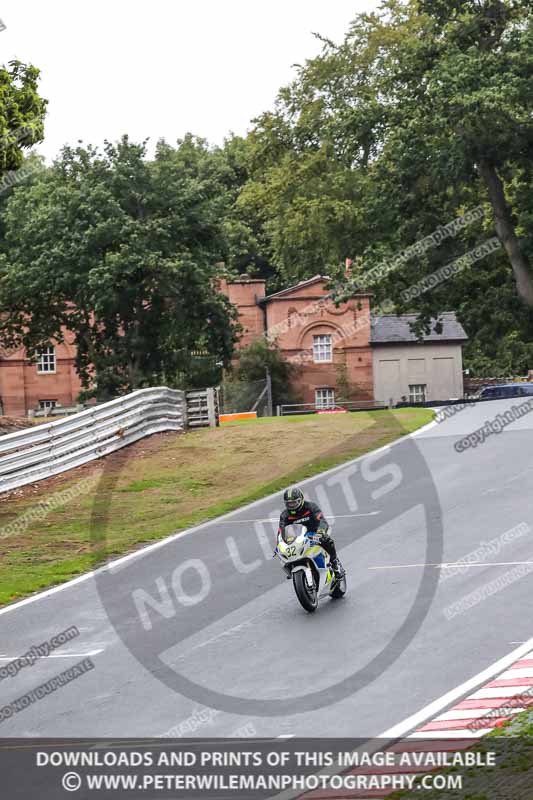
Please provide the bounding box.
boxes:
[315,388,335,409]
[37,346,56,374]
[409,384,427,403]
[39,399,57,412]
[313,334,332,363]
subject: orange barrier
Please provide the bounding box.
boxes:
[219,411,258,423]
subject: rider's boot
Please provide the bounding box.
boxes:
[320,533,345,579]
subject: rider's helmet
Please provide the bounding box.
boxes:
[283,487,305,514]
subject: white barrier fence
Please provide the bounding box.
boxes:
[0,386,217,494]
[186,389,218,428]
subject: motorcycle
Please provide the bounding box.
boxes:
[275,524,347,613]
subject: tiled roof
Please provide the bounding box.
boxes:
[371,312,468,343]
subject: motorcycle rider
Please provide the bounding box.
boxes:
[277,487,345,579]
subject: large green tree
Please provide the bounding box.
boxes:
[217,134,278,287]
[0,136,238,397]
[0,60,47,174]
[240,0,533,374]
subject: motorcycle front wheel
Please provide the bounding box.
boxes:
[293,569,318,613]
[331,575,347,599]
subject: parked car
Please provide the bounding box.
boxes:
[478,383,533,400]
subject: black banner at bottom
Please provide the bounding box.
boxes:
[0,737,532,799]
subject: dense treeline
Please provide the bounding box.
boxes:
[233,0,533,377]
[1,0,533,389]
[0,137,240,396]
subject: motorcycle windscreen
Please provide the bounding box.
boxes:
[281,523,303,544]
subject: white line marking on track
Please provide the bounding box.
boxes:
[504,473,526,484]
[369,561,533,570]
[380,638,533,739]
[0,418,438,619]
[219,512,381,523]
[0,648,104,660]
[169,617,260,661]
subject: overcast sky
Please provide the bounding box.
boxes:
[1,0,379,161]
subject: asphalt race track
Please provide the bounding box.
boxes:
[1,399,533,739]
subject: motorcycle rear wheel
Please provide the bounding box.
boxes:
[293,570,318,613]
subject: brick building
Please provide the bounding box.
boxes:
[0,333,82,417]
[0,274,467,417]
[220,275,374,406]
[220,274,467,408]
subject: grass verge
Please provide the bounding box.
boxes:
[0,407,432,606]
